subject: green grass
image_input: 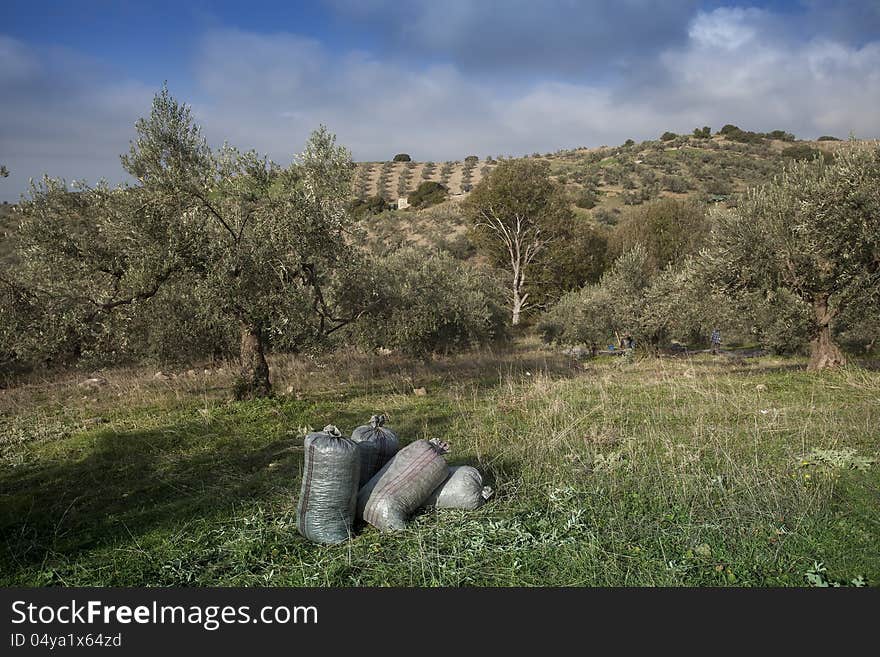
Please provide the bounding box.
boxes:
[1,346,878,586]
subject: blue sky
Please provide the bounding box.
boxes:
[2,0,879,201]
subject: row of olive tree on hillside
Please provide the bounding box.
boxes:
[541,146,880,369]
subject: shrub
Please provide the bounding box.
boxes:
[661,131,677,142]
[693,126,711,139]
[703,178,733,196]
[765,130,795,142]
[573,188,597,209]
[349,195,390,217]
[724,128,765,144]
[538,247,651,346]
[392,153,411,162]
[817,135,841,141]
[662,175,690,193]
[781,145,833,163]
[408,181,448,209]
[350,248,507,356]
[464,155,478,164]
[593,207,619,225]
[609,197,709,272]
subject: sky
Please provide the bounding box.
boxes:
[1,0,879,201]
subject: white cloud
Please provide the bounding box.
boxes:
[189,18,879,164]
[688,7,763,51]
[2,8,879,202]
[657,9,880,135]
[0,36,154,201]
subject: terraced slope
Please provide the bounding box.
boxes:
[352,158,498,199]
[354,135,875,220]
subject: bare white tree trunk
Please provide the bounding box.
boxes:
[476,205,546,327]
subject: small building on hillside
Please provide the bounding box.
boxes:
[397,197,409,210]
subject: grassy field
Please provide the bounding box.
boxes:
[1,342,878,586]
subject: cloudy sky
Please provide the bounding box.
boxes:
[1,0,879,201]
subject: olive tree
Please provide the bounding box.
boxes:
[539,246,652,348]
[463,159,570,325]
[11,87,358,396]
[347,247,507,357]
[704,146,880,370]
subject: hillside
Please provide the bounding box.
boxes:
[2,133,873,263]
[352,132,874,253]
[354,133,865,212]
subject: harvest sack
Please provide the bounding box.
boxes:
[357,439,449,531]
[296,425,360,545]
[424,465,493,510]
[350,414,400,486]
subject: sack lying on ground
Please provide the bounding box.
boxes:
[423,465,494,510]
[351,414,400,486]
[357,439,450,531]
[296,425,360,545]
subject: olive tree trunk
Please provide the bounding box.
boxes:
[236,321,271,399]
[807,293,846,371]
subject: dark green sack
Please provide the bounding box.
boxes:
[296,425,360,544]
[351,414,400,486]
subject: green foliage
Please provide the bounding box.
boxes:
[464,155,478,164]
[716,124,765,143]
[349,194,391,217]
[693,126,712,139]
[747,289,813,355]
[407,181,448,209]
[609,198,709,272]
[765,130,795,142]
[538,247,652,346]
[528,219,608,306]
[834,294,880,356]
[392,153,412,162]
[725,128,765,144]
[541,247,742,350]
[463,159,573,324]
[593,207,620,225]
[781,145,833,163]
[817,135,841,142]
[661,131,677,142]
[702,145,880,365]
[573,187,597,209]
[640,257,743,348]
[347,247,507,356]
[4,87,359,386]
[662,175,690,193]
